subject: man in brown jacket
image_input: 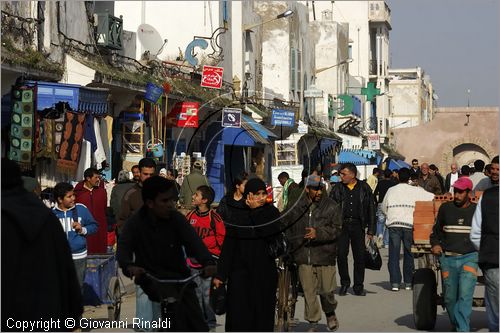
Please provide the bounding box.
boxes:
[417,163,443,195]
[283,175,343,332]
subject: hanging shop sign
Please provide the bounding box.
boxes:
[201,65,224,89]
[367,134,380,150]
[222,108,241,128]
[145,82,164,103]
[271,109,295,127]
[169,101,199,128]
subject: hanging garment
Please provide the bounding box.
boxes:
[83,114,97,153]
[9,88,35,171]
[93,118,106,169]
[56,112,86,175]
[76,140,91,182]
[99,117,112,167]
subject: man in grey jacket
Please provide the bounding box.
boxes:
[179,160,211,210]
[283,175,343,332]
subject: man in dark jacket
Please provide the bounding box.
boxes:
[284,175,342,331]
[117,176,216,331]
[329,163,376,296]
[470,185,499,332]
[2,158,82,331]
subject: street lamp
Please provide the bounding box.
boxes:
[243,9,294,31]
[315,58,353,75]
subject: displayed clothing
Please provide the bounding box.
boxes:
[56,112,86,174]
[93,118,106,168]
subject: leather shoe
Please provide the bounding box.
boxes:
[338,285,348,296]
[354,289,366,296]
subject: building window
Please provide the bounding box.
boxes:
[290,48,302,92]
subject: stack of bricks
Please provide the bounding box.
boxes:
[413,192,482,244]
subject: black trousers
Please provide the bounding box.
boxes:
[337,220,365,292]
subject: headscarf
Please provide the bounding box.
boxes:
[243,178,267,199]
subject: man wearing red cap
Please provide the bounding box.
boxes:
[430,177,478,331]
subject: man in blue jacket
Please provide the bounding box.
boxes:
[52,182,98,289]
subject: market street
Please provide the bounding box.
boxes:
[83,249,489,332]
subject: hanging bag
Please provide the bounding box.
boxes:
[146,138,164,158]
[364,238,382,270]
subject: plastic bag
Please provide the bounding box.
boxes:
[364,238,382,270]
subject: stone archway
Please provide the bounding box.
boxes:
[441,137,496,172]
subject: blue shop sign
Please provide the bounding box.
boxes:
[271,109,295,127]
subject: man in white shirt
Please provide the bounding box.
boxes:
[445,163,459,193]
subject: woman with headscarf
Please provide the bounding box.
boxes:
[216,172,248,223]
[213,178,281,331]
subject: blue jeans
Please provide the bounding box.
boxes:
[376,204,389,246]
[135,285,161,332]
[192,268,217,329]
[439,252,478,332]
[483,267,499,332]
[388,227,414,287]
[73,258,87,290]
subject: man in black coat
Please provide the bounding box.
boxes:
[329,163,376,296]
[2,158,82,331]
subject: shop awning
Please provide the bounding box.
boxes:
[222,115,277,147]
[338,149,382,166]
[387,159,411,170]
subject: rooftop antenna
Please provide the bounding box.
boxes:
[137,23,167,60]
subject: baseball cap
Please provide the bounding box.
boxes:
[193,160,203,169]
[306,175,325,188]
[452,177,473,191]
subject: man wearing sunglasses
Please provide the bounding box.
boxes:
[430,177,478,331]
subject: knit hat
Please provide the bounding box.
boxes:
[306,175,325,188]
[159,168,167,176]
[453,177,473,191]
[244,178,267,198]
[193,160,203,169]
[117,170,130,183]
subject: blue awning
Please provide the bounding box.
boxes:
[339,150,371,165]
[396,159,411,168]
[388,159,408,170]
[319,138,339,155]
[222,115,277,147]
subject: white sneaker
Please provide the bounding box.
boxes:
[391,286,399,291]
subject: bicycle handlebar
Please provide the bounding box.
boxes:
[143,271,201,285]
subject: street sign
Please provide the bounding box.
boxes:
[271,109,295,127]
[201,65,224,89]
[368,134,380,150]
[304,88,324,98]
[222,108,242,128]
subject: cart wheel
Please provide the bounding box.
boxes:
[107,277,121,321]
[412,268,437,330]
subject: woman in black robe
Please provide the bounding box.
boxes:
[213,178,281,331]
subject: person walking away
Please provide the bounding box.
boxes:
[179,160,211,211]
[74,167,108,254]
[329,163,376,296]
[475,156,499,191]
[430,177,478,331]
[52,182,99,289]
[470,185,499,332]
[212,178,281,331]
[445,163,460,194]
[109,170,135,228]
[186,185,225,331]
[283,175,342,332]
[366,168,381,193]
[374,169,397,248]
[417,163,443,195]
[469,160,487,189]
[117,176,217,331]
[277,171,298,212]
[2,159,83,330]
[382,168,434,291]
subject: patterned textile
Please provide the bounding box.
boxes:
[56,111,86,175]
[37,119,56,159]
[9,88,35,170]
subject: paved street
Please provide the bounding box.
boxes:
[83,248,488,332]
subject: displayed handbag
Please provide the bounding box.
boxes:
[267,232,288,259]
[209,283,227,315]
[364,238,382,270]
[146,138,164,158]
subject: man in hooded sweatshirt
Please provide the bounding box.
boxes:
[1,158,83,331]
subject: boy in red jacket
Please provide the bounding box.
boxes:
[186,185,225,331]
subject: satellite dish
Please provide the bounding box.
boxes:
[137,24,164,56]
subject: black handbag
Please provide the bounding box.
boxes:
[364,238,382,270]
[209,283,227,315]
[268,232,288,259]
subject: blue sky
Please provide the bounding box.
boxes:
[386,0,499,107]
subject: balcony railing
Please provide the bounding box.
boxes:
[95,13,123,50]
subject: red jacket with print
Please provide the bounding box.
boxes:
[186,209,225,257]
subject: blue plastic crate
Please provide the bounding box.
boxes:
[83,255,116,306]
